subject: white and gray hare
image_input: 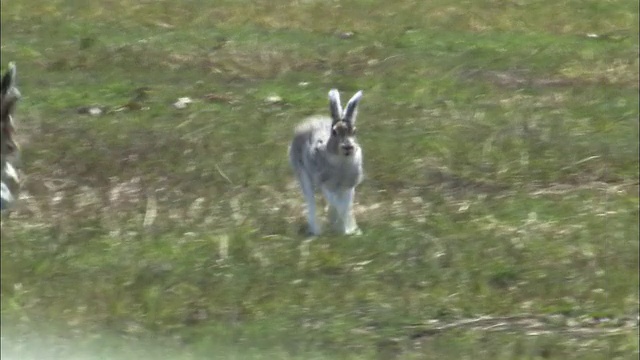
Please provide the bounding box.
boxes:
[289,89,364,235]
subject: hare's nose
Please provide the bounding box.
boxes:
[342,144,354,151]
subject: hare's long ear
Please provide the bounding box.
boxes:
[344,90,363,125]
[1,62,16,96]
[328,89,343,125]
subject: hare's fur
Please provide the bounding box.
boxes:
[1,62,21,211]
[289,89,364,235]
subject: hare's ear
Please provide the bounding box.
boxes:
[344,90,363,125]
[328,89,343,125]
[1,62,16,96]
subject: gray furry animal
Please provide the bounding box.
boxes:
[289,89,364,235]
[1,62,21,211]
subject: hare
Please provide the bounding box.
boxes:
[289,89,364,235]
[1,62,21,211]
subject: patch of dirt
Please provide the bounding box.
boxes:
[529,181,639,198]
[460,69,639,89]
[425,165,637,199]
[425,166,510,196]
[405,313,639,340]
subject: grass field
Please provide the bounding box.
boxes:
[1,0,639,359]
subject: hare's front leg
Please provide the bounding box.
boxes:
[322,187,360,235]
[297,171,321,235]
[340,188,360,235]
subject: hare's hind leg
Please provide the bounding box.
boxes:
[296,170,321,235]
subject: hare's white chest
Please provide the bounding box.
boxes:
[317,150,363,191]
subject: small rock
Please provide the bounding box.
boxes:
[77,106,105,116]
[264,95,283,104]
[174,97,193,109]
[337,31,355,39]
[88,107,103,116]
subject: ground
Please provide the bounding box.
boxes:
[1,0,638,359]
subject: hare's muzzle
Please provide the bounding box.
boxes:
[342,144,354,156]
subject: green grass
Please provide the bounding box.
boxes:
[1,0,638,359]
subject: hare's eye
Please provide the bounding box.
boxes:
[331,129,337,136]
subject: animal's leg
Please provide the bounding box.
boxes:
[340,188,360,235]
[298,171,320,235]
[321,187,341,231]
[322,187,360,235]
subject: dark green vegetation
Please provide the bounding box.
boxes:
[1,0,638,358]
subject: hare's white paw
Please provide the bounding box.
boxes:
[344,227,362,236]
